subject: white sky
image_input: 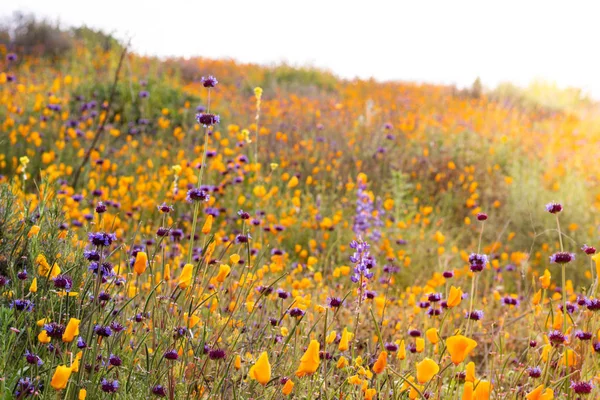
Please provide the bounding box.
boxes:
[2,0,600,97]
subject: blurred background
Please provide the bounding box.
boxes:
[2,0,599,99]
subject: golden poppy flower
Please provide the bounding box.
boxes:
[248,351,271,385]
[50,365,72,390]
[295,340,320,377]
[416,357,439,383]
[446,335,477,364]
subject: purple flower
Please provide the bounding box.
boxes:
[25,350,43,366]
[43,322,65,339]
[95,201,107,213]
[548,330,566,346]
[289,308,305,318]
[152,385,167,397]
[384,342,398,352]
[575,330,592,341]
[6,53,17,62]
[466,310,484,321]
[94,325,113,337]
[527,366,541,378]
[10,299,34,312]
[208,348,226,360]
[549,252,575,264]
[83,250,101,261]
[570,381,593,394]
[101,379,119,393]
[186,188,210,203]
[109,354,123,366]
[157,203,174,213]
[545,202,563,214]
[582,244,596,255]
[163,350,179,360]
[469,253,488,272]
[53,274,73,290]
[139,91,149,98]
[88,232,117,247]
[349,239,375,283]
[196,113,220,127]
[201,75,218,88]
[327,297,343,308]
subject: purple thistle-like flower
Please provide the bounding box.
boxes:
[6,53,17,62]
[575,330,593,341]
[201,75,218,88]
[109,354,122,366]
[209,348,226,360]
[152,385,167,397]
[549,252,575,264]
[570,380,593,394]
[384,342,398,352]
[527,366,542,378]
[289,308,305,318]
[548,330,566,346]
[25,350,43,366]
[10,299,34,312]
[95,201,107,213]
[77,337,88,349]
[88,232,117,247]
[327,297,343,308]
[196,113,220,127]
[163,350,179,360]
[17,269,28,280]
[101,378,119,393]
[186,188,210,203]
[593,342,600,352]
[94,325,113,337]
[466,310,484,321]
[43,322,65,339]
[88,261,115,278]
[545,202,563,214]
[582,244,596,255]
[157,203,174,213]
[53,274,73,290]
[469,253,488,272]
[139,90,149,98]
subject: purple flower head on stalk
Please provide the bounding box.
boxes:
[43,322,65,339]
[575,330,592,341]
[582,244,596,255]
[527,367,542,378]
[548,330,566,346]
[53,274,72,290]
[570,381,593,395]
[186,188,210,203]
[139,90,149,98]
[101,379,119,393]
[88,262,115,278]
[6,53,17,62]
[196,113,220,127]
[466,310,484,321]
[201,75,218,88]
[352,181,384,242]
[469,253,488,272]
[24,350,43,366]
[549,252,575,264]
[10,299,34,312]
[163,350,179,360]
[327,297,343,308]
[349,239,375,283]
[152,385,167,397]
[545,202,563,214]
[88,232,117,247]
[94,325,113,337]
[209,348,226,360]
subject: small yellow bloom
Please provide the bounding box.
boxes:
[178,263,194,289]
[79,389,87,400]
[465,361,476,382]
[372,351,388,374]
[201,215,213,234]
[339,328,352,351]
[540,269,551,289]
[426,327,439,344]
[215,264,230,283]
[295,340,320,377]
[282,379,294,396]
[133,251,148,275]
[38,330,51,343]
[446,335,477,365]
[50,365,72,390]
[29,278,38,293]
[447,286,463,308]
[28,225,40,238]
[62,318,80,342]
[416,357,439,383]
[249,352,271,385]
[526,384,554,400]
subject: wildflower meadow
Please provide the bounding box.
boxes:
[2,20,600,400]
